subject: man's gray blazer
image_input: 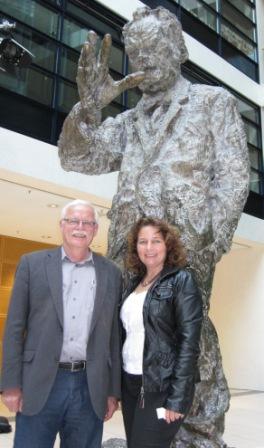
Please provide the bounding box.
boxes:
[1,247,122,419]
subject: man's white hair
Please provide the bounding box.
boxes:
[60,199,98,223]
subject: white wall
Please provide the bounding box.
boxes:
[0,127,118,206]
[210,242,264,390]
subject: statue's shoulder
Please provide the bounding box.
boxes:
[190,83,236,108]
[190,83,234,101]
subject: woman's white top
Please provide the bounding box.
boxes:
[120,290,147,375]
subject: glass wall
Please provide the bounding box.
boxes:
[144,0,258,81]
[0,0,262,199]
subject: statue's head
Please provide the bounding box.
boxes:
[123,6,188,93]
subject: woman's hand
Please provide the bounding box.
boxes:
[165,409,184,424]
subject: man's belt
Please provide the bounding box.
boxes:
[58,361,86,372]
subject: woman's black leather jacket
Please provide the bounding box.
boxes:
[121,266,203,414]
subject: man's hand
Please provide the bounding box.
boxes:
[104,396,119,421]
[165,409,184,424]
[77,31,145,110]
[2,388,23,413]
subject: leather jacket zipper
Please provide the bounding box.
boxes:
[139,384,145,408]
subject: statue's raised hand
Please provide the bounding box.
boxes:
[77,31,145,110]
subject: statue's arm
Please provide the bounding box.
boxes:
[58,102,127,175]
[58,32,144,175]
[209,89,250,259]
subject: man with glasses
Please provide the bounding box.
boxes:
[1,199,122,448]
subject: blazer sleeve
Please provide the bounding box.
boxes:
[108,269,123,399]
[1,255,30,391]
[165,270,203,413]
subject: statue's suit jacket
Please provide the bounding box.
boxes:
[1,247,122,418]
[59,75,249,264]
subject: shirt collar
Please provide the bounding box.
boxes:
[61,246,94,265]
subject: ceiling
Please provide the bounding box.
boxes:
[0,177,260,256]
[0,178,110,253]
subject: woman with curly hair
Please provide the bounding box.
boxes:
[120,217,203,448]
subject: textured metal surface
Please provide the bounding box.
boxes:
[58,6,249,447]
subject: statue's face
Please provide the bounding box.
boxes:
[124,16,181,93]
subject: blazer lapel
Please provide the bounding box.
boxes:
[45,248,63,328]
[89,253,108,336]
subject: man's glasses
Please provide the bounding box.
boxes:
[63,218,97,228]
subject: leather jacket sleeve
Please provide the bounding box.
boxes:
[165,270,203,413]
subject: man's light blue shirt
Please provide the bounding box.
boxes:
[60,247,96,362]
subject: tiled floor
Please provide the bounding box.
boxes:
[1,389,264,447]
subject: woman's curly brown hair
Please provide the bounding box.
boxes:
[125,217,187,276]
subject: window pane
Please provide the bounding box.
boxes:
[62,18,89,51]
[181,9,219,51]
[0,0,59,39]
[59,47,79,82]
[102,102,123,119]
[0,68,53,106]
[221,22,257,61]
[182,0,217,31]
[67,2,121,41]
[202,0,217,9]
[0,89,53,142]
[221,39,257,80]
[12,24,56,72]
[249,145,260,170]
[222,1,256,41]
[58,81,79,113]
[244,122,260,148]
[62,19,123,74]
[250,170,261,193]
[109,45,123,74]
[127,88,142,108]
[236,98,259,124]
[227,0,255,21]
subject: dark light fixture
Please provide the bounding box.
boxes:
[0,19,34,73]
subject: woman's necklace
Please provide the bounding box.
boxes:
[141,271,161,287]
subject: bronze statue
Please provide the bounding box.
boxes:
[58,6,249,447]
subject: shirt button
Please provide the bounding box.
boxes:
[74,280,77,284]
[73,298,76,301]
[70,338,74,341]
[72,316,75,319]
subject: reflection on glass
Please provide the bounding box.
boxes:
[244,122,260,148]
[250,169,261,193]
[221,22,256,60]
[66,2,121,41]
[0,67,53,106]
[62,18,89,51]
[109,45,123,74]
[222,1,255,40]
[227,0,255,21]
[127,88,142,108]
[59,48,79,82]
[249,145,260,170]
[0,0,59,38]
[182,0,217,31]
[236,98,259,124]
[202,0,218,10]
[58,81,79,113]
[12,25,56,72]
[102,103,122,119]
